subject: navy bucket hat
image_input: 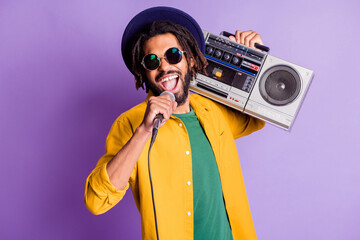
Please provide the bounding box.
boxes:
[121,6,205,74]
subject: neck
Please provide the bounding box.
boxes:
[173,97,190,114]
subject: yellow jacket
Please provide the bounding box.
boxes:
[84,93,265,240]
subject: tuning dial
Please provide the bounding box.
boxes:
[214,49,222,59]
[206,46,214,55]
[223,53,231,62]
[232,56,240,65]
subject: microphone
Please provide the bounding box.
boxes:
[148,91,175,240]
[153,91,176,131]
[148,90,175,240]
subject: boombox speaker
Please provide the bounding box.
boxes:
[190,30,314,130]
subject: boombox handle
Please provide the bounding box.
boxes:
[220,31,270,53]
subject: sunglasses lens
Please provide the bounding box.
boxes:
[166,48,183,64]
[143,54,160,70]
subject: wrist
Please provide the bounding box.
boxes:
[136,123,152,139]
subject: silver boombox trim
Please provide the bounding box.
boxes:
[190,30,314,130]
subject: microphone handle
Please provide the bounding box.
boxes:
[153,114,163,130]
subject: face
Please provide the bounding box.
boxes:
[142,33,193,106]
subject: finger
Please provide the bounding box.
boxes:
[158,93,174,102]
[249,34,264,49]
[148,97,173,120]
[244,32,257,47]
[149,103,172,121]
[239,30,255,45]
[146,98,168,121]
[228,35,236,42]
[150,95,173,108]
[155,103,174,128]
[157,93,177,117]
[234,30,243,43]
[157,98,174,118]
[144,95,176,130]
[172,101,178,112]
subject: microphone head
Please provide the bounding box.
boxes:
[160,91,176,102]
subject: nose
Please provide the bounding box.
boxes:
[157,57,171,72]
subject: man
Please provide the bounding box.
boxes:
[85,6,265,240]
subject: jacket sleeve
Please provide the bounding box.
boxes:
[84,115,137,215]
[212,100,265,139]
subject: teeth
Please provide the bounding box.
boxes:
[160,75,178,91]
[160,75,178,82]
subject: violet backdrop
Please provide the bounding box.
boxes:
[1,0,359,239]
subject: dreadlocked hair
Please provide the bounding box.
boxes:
[131,20,208,91]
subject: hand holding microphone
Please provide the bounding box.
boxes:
[153,91,176,130]
[142,91,177,135]
[147,91,176,145]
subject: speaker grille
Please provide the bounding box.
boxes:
[259,65,301,106]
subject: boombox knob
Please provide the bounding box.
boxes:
[206,46,214,55]
[223,53,231,61]
[214,49,222,58]
[232,56,240,65]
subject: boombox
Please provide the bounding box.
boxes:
[190,30,314,130]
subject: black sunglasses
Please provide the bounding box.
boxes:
[141,47,185,71]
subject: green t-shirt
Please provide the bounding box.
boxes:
[173,109,233,240]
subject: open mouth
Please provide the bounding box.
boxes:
[159,74,179,92]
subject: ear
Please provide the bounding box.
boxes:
[190,57,195,68]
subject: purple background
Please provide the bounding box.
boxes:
[1,0,359,239]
